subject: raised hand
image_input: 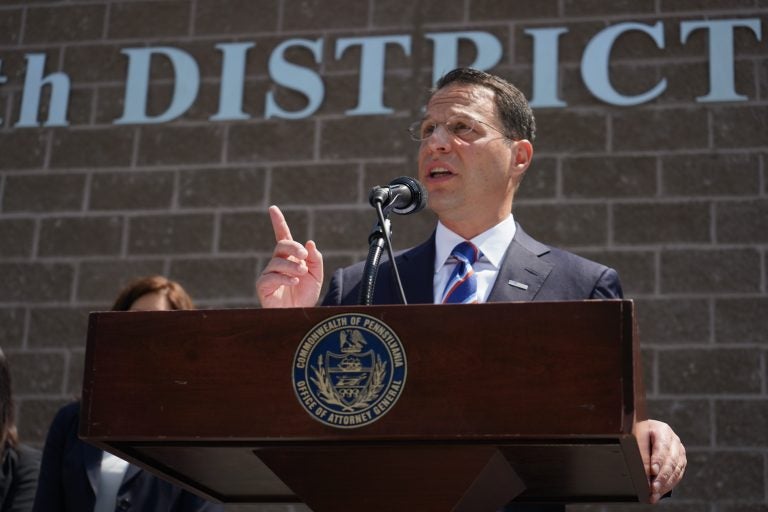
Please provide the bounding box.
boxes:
[256,205,323,308]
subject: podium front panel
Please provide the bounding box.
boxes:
[80,300,647,505]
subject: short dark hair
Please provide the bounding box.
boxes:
[0,348,18,450]
[432,67,536,142]
[111,276,194,311]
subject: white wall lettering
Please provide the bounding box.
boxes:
[16,53,70,127]
[336,35,411,116]
[680,18,762,102]
[581,22,667,106]
[0,18,760,129]
[211,42,255,121]
[427,31,503,84]
[114,47,200,124]
[525,27,568,108]
[265,38,325,120]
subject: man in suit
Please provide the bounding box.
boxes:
[256,67,686,507]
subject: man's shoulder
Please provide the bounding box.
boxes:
[542,247,623,299]
[545,245,612,272]
[514,224,611,273]
[512,225,622,299]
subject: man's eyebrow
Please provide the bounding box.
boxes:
[421,112,476,122]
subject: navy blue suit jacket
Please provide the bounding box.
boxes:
[32,402,222,512]
[322,225,623,512]
[323,224,622,306]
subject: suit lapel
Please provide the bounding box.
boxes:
[121,463,142,487]
[396,233,436,304]
[488,224,553,302]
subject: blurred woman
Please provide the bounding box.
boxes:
[0,348,41,512]
[32,276,221,512]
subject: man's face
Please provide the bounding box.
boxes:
[417,83,531,238]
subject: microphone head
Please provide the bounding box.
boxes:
[390,176,428,215]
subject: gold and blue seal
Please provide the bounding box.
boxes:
[292,313,407,428]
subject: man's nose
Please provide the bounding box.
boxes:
[424,124,452,152]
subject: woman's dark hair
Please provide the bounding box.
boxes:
[0,348,18,451]
[111,276,194,312]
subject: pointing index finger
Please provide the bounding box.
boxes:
[268,205,293,242]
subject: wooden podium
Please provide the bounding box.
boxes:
[80,300,649,511]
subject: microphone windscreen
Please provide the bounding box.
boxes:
[391,176,428,215]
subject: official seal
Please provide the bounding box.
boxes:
[292,313,407,428]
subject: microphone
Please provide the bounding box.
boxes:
[368,176,428,215]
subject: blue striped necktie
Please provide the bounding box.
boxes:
[442,241,479,304]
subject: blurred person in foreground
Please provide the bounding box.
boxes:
[256,67,686,508]
[0,348,41,512]
[32,276,221,512]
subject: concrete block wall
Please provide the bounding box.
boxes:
[0,1,766,510]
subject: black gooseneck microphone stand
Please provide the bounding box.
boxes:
[359,176,427,305]
[358,201,407,305]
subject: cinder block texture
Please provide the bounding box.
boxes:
[179,168,266,208]
[715,298,768,345]
[614,202,712,245]
[0,263,73,302]
[0,308,25,349]
[659,349,762,395]
[77,259,166,303]
[661,249,761,294]
[7,351,66,395]
[17,399,72,445]
[38,216,123,257]
[169,257,257,301]
[51,129,135,168]
[128,214,214,254]
[2,174,85,212]
[24,5,105,43]
[635,298,710,344]
[108,1,190,40]
[561,156,657,198]
[0,219,34,257]
[27,307,90,349]
[89,172,174,211]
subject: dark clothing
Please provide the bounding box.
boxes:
[322,224,623,512]
[1,443,40,512]
[323,224,622,306]
[32,402,222,512]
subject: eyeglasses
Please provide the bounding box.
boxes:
[407,115,511,142]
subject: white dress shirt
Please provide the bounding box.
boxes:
[433,214,517,303]
[94,451,130,512]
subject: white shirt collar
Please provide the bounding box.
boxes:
[434,214,517,272]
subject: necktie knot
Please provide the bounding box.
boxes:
[451,241,479,266]
[442,241,479,304]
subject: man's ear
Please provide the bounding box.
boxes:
[511,139,533,176]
